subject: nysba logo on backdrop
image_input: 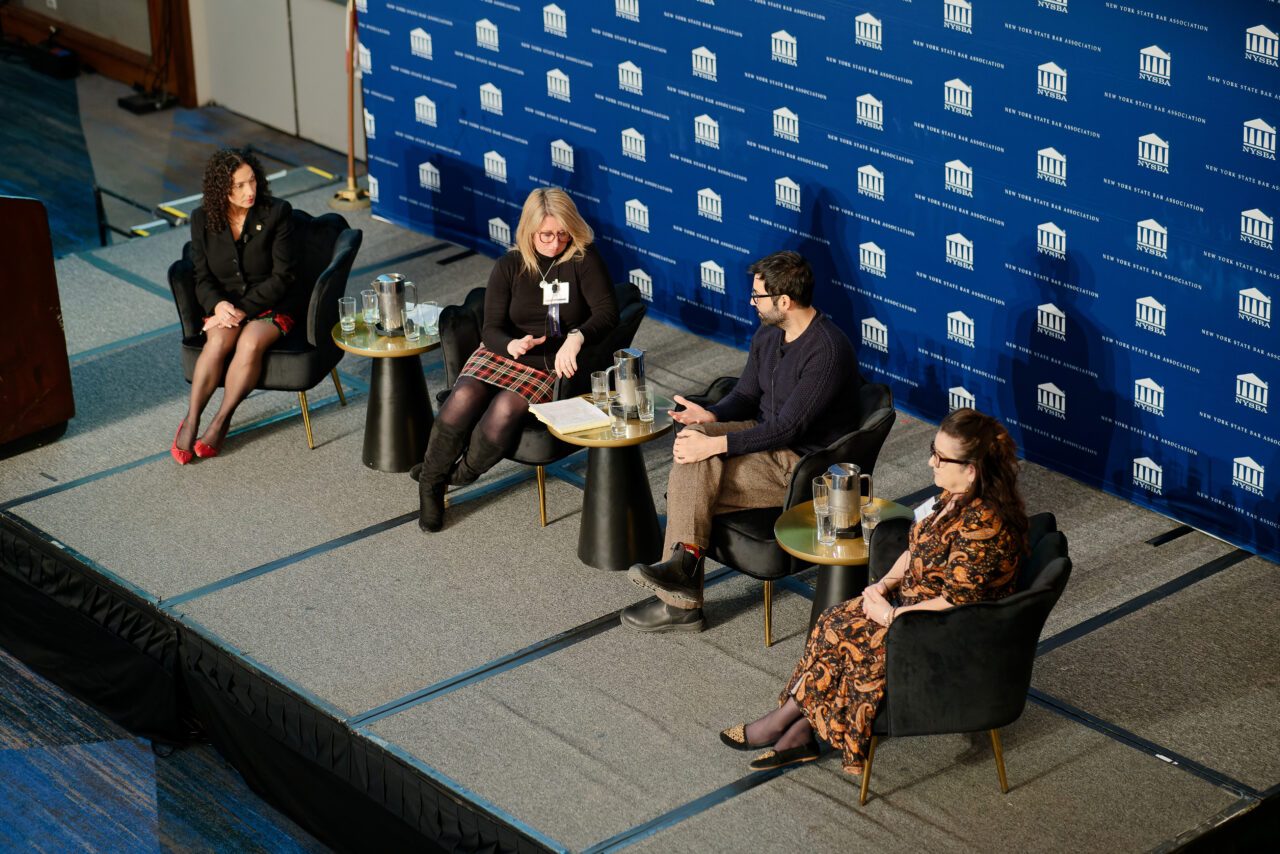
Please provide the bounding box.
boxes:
[1239,287,1271,328]
[949,386,975,411]
[367,175,378,204]
[1037,221,1066,258]
[418,161,441,193]
[1039,0,1068,12]
[489,217,512,249]
[945,159,973,197]
[1037,63,1067,101]
[775,177,801,211]
[363,108,376,139]
[476,19,499,52]
[1137,219,1168,259]
[1138,134,1169,173]
[1246,25,1279,66]
[547,69,571,102]
[856,94,883,131]
[700,260,726,294]
[628,269,653,302]
[358,43,371,76]
[621,128,646,162]
[697,188,723,222]
[550,139,574,172]
[695,114,720,149]
[1244,119,1277,159]
[1037,147,1066,186]
[772,31,797,66]
[1133,457,1162,495]
[1037,303,1066,340]
[944,0,973,34]
[1236,373,1269,413]
[945,233,974,271]
[1139,45,1170,85]
[861,317,888,353]
[774,107,800,142]
[415,95,437,127]
[354,0,367,13]
[410,29,432,60]
[859,242,886,278]
[944,79,972,117]
[1134,378,1165,416]
[625,199,649,232]
[947,310,975,347]
[483,150,507,183]
[1135,296,1166,334]
[692,47,718,81]
[543,4,567,37]
[616,0,640,22]
[855,13,883,50]
[619,61,643,95]
[1233,457,1265,496]
[1241,209,1274,250]
[1037,382,1066,418]
[858,165,885,201]
[480,83,503,116]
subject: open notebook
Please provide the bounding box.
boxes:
[528,396,611,433]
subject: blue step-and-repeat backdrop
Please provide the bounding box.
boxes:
[356,0,1279,563]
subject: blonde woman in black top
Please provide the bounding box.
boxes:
[418,187,618,531]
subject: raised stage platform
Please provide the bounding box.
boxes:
[2,184,1277,852]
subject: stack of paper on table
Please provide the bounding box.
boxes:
[528,397,611,433]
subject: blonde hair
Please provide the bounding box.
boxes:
[513,187,593,277]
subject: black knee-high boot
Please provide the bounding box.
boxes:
[418,422,469,532]
[450,434,508,486]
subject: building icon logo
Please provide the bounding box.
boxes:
[861,317,889,353]
[1139,45,1171,85]
[1246,25,1279,66]
[1136,218,1168,259]
[773,107,799,142]
[775,177,801,212]
[355,0,367,12]
[363,108,376,139]
[367,175,378,204]
[856,94,884,131]
[1233,456,1265,496]
[550,139,574,172]
[476,18,499,52]
[1133,457,1162,495]
[947,310,975,347]
[697,188,722,223]
[358,43,371,77]
[618,61,643,95]
[772,30,797,66]
[945,233,974,271]
[694,114,719,149]
[629,268,653,302]
[1134,377,1165,416]
[483,150,507,183]
[414,95,436,128]
[949,386,975,411]
[479,83,503,116]
[1239,287,1271,328]
[625,198,649,233]
[692,46,717,81]
[489,217,511,249]
[1241,209,1274,250]
[945,159,973,197]
[944,0,973,34]
[1135,296,1166,335]
[944,79,973,117]
[1037,382,1066,419]
[1037,221,1066,259]
[855,13,883,50]
[1037,147,1067,186]
[858,165,884,201]
[547,69,571,102]
[700,260,725,294]
[410,28,433,60]
[621,128,646,162]
[1236,373,1269,413]
[616,0,640,22]
[1138,133,1169,173]
[1037,62,1067,101]
[543,4,567,38]
[1244,118,1277,160]
[859,242,886,278]
[1037,303,1066,340]
[418,161,440,193]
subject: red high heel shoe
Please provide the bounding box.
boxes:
[193,438,220,459]
[171,421,194,465]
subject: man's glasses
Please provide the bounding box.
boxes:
[535,230,570,243]
[748,291,778,304]
[930,440,970,467]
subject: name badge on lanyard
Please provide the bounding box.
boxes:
[541,278,570,306]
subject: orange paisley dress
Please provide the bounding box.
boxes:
[781,492,1024,773]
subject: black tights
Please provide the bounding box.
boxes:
[438,376,530,453]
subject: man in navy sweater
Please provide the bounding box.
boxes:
[623,250,862,632]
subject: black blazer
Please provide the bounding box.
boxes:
[190,198,300,320]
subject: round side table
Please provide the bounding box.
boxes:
[545,398,674,571]
[332,320,439,472]
[775,497,913,630]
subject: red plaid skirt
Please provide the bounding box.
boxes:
[460,347,557,404]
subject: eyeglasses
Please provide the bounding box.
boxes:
[535,230,571,243]
[930,440,970,467]
[748,291,778,304]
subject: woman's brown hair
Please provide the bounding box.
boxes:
[939,407,1029,550]
[201,148,271,233]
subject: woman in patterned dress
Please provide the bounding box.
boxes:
[418,188,618,531]
[719,408,1029,772]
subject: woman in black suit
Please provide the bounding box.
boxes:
[172,148,298,463]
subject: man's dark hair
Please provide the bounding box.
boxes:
[748,250,813,307]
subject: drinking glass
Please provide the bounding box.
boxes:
[636,384,655,422]
[338,296,357,334]
[402,310,421,342]
[404,282,417,313]
[609,400,628,437]
[861,501,881,535]
[815,507,838,547]
[591,371,611,410]
[421,301,440,336]
[813,476,836,545]
[361,289,378,325]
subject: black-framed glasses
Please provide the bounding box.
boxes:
[748,290,778,304]
[535,230,570,243]
[930,440,970,467]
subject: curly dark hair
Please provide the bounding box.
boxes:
[201,148,271,233]
[939,407,1029,552]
